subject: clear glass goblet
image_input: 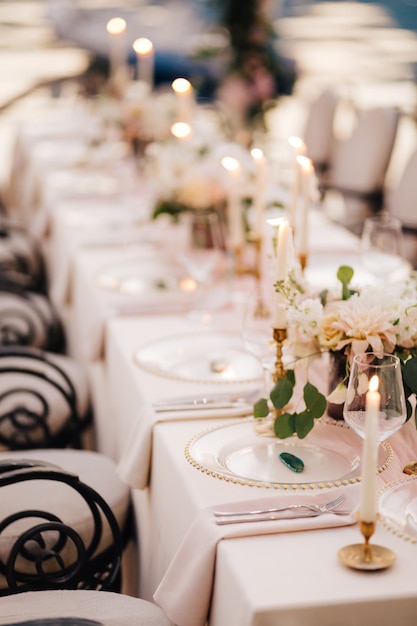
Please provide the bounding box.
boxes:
[343,352,407,443]
[179,209,226,286]
[241,290,276,396]
[361,214,404,282]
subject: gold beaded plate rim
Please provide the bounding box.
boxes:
[132,331,264,385]
[377,476,417,544]
[185,417,393,490]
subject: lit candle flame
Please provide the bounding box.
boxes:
[250,147,264,161]
[266,217,285,228]
[369,375,379,393]
[221,156,239,173]
[288,136,305,152]
[170,122,192,139]
[106,17,126,35]
[296,155,314,172]
[132,37,154,56]
[172,77,192,95]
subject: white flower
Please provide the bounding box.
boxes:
[329,293,397,356]
[326,383,347,404]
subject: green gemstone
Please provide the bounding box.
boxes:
[279,452,305,473]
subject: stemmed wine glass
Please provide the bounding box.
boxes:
[241,289,276,397]
[178,209,227,324]
[361,214,405,282]
[343,352,407,444]
[178,210,226,286]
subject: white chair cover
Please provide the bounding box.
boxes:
[303,88,338,168]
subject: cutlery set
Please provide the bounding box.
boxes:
[213,494,351,525]
[153,391,260,413]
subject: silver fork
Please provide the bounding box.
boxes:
[213,493,346,519]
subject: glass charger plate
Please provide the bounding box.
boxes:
[96,257,187,296]
[305,252,410,291]
[378,476,417,543]
[133,332,264,384]
[95,258,228,311]
[185,418,392,489]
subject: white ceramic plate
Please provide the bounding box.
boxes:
[185,418,392,489]
[378,476,417,542]
[133,332,264,384]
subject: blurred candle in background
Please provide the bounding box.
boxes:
[288,136,306,230]
[106,17,128,93]
[133,37,154,90]
[296,155,314,258]
[171,78,194,124]
[267,217,293,329]
[250,148,267,239]
[221,156,244,249]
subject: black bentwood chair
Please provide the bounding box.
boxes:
[0,282,65,353]
[0,450,132,596]
[0,219,47,293]
[0,347,91,451]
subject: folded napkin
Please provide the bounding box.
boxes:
[116,403,253,490]
[153,485,359,626]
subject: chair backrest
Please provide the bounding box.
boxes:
[0,220,46,293]
[0,458,123,595]
[0,348,89,450]
[328,105,400,193]
[0,284,65,353]
[303,88,339,171]
[386,147,417,228]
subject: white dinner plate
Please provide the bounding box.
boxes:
[378,476,417,542]
[185,418,392,489]
[133,332,264,384]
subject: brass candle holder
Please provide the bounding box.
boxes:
[298,251,308,272]
[252,234,262,281]
[272,327,287,384]
[338,515,396,571]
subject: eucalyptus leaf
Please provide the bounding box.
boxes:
[253,398,270,418]
[337,265,354,300]
[303,382,327,419]
[270,370,295,409]
[274,412,295,438]
[295,410,314,438]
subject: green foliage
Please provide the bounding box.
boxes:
[337,265,356,300]
[254,369,326,440]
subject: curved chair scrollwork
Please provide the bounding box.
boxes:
[0,459,123,595]
[0,347,91,450]
[0,283,65,353]
[0,220,46,293]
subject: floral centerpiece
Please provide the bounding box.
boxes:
[254,265,417,439]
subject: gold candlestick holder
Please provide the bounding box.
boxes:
[272,327,287,384]
[252,234,262,281]
[338,515,396,571]
[298,251,308,272]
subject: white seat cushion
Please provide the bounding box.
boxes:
[0,589,172,625]
[0,449,131,590]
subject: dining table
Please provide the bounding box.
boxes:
[5,89,417,626]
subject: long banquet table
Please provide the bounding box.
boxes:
[6,97,417,626]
